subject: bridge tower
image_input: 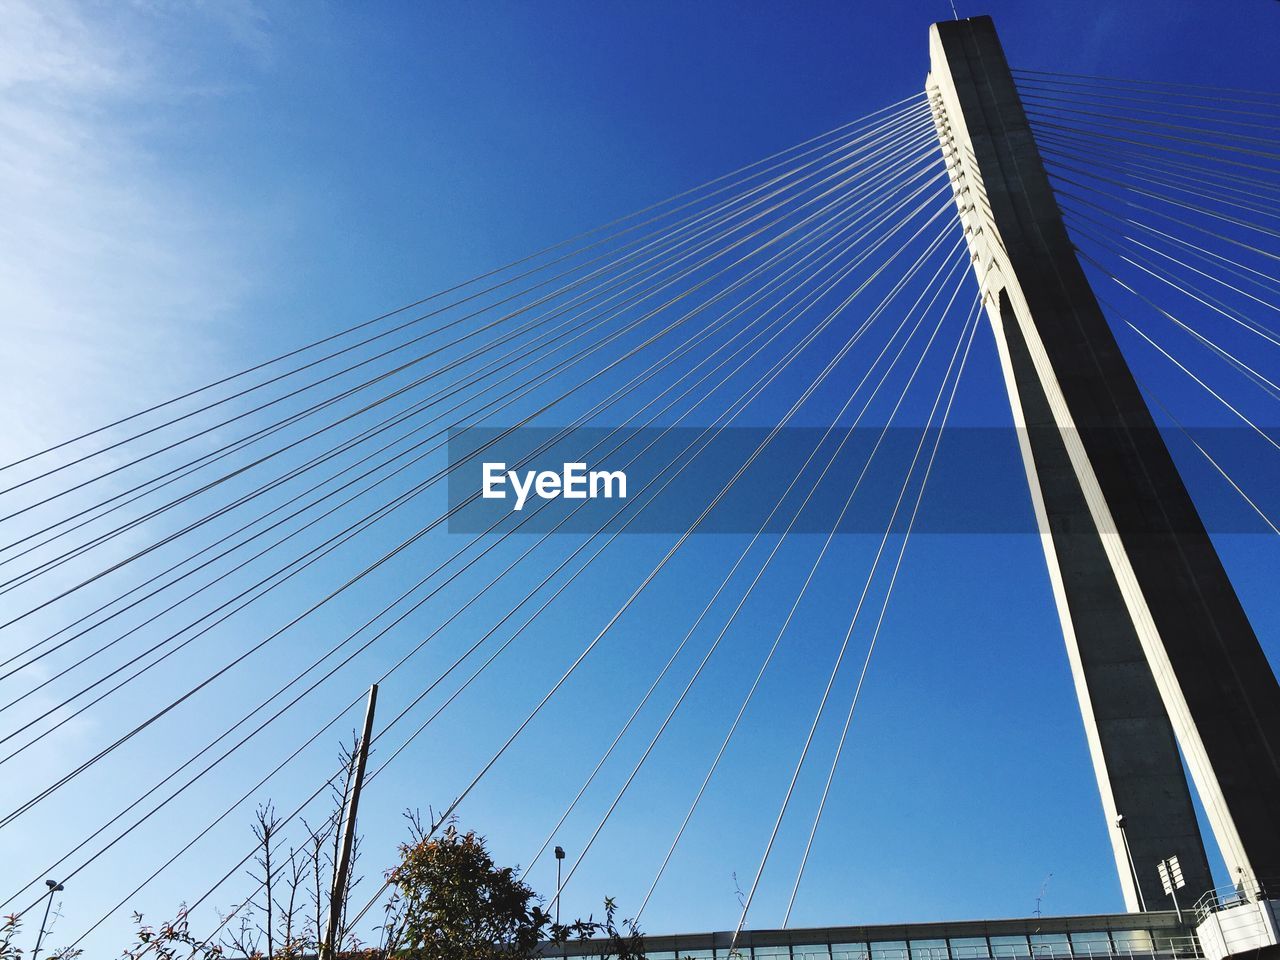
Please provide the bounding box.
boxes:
[926,16,1280,914]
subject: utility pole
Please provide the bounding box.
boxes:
[928,14,1280,911]
[322,683,378,960]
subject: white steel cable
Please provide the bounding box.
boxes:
[1072,240,1280,402]
[1045,168,1280,250]
[0,103,936,546]
[0,137,949,698]
[0,114,941,592]
[1050,183,1280,275]
[1011,72,1280,114]
[1018,89,1280,136]
[0,186,944,916]
[632,256,968,925]
[547,249,973,909]
[1028,118,1280,176]
[1061,203,1280,332]
[0,172,950,796]
[32,163,962,931]
[1035,137,1280,223]
[0,168,954,776]
[1117,315,1280,457]
[1025,103,1280,151]
[725,276,975,953]
[331,200,966,949]
[0,95,929,477]
[782,299,982,925]
[1016,80,1280,124]
[1054,191,1280,304]
[516,247,972,889]
[1132,376,1280,537]
[36,206,880,928]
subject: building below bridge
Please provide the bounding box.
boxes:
[537,911,1201,960]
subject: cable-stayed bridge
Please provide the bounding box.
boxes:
[1,14,1279,960]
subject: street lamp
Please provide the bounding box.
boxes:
[1157,855,1187,924]
[31,878,65,960]
[554,846,566,927]
[1115,815,1148,912]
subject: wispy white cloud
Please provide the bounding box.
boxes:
[0,0,278,857]
[0,0,270,462]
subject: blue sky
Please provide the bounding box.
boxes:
[1,0,1279,955]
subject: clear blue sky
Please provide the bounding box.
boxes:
[1,0,1278,954]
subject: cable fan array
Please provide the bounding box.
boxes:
[0,91,989,950]
[4,65,1276,955]
[1017,68,1280,533]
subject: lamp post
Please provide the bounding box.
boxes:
[1116,815,1148,912]
[31,878,64,960]
[1158,855,1187,925]
[554,846,566,927]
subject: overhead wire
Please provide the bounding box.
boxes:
[0,115,941,611]
[1110,310,1280,457]
[0,146,947,721]
[1131,376,1280,537]
[511,246,971,888]
[1010,67,1280,105]
[1054,191,1280,304]
[1034,136,1280,223]
[1071,237,1280,403]
[1017,88,1280,136]
[1060,203,1280,335]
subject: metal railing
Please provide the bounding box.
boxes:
[548,933,1203,960]
[1191,878,1280,925]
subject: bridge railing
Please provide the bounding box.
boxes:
[542,918,1203,960]
[1191,878,1280,924]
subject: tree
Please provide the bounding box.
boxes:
[102,788,644,959]
[0,916,19,960]
[1,905,82,959]
[550,896,646,960]
[381,814,646,960]
[219,734,368,960]
[123,908,222,960]
[382,818,550,960]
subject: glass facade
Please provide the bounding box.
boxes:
[543,921,1194,960]
[1069,932,1113,958]
[1031,933,1071,958]
[1112,931,1156,954]
[910,938,950,960]
[949,937,991,960]
[871,941,909,960]
[990,936,1033,958]
[832,942,871,960]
